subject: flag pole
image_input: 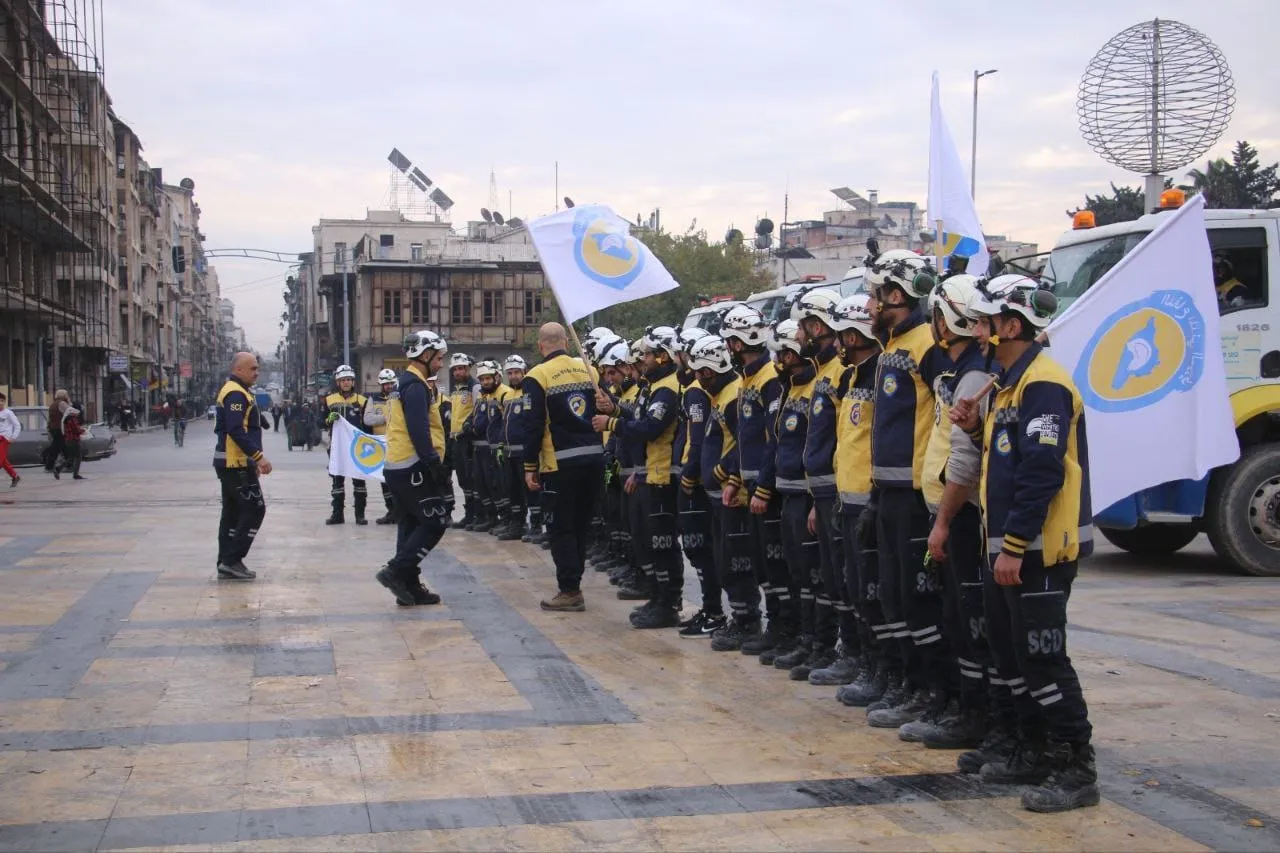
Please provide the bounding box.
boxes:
[934,218,945,273]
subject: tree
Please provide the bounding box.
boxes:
[572,225,772,340]
[1185,141,1280,209]
[1067,182,1152,226]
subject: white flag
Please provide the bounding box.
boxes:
[526,204,680,324]
[929,72,989,276]
[326,417,387,483]
[1044,193,1239,511]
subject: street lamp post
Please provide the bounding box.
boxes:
[971,68,998,200]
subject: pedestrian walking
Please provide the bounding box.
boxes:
[525,322,605,612]
[54,403,86,480]
[213,352,272,581]
[376,331,451,607]
[271,404,283,432]
[43,392,69,471]
[0,392,20,487]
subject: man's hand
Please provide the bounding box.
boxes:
[807,506,818,535]
[595,389,615,414]
[257,457,273,476]
[722,482,739,508]
[749,494,768,514]
[325,412,339,426]
[591,414,610,432]
[927,518,949,562]
[993,552,1023,587]
[949,396,979,431]
[525,471,540,492]
[624,473,637,495]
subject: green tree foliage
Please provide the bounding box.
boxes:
[1067,180,1169,226]
[1185,141,1280,209]
[570,224,771,341]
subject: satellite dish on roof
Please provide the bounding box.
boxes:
[507,217,523,227]
[754,234,773,249]
[563,196,575,209]
[179,177,195,190]
[492,211,506,226]
[480,208,493,223]
[725,228,743,245]
[755,218,774,236]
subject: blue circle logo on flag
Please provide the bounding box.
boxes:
[350,433,386,475]
[1073,289,1205,414]
[573,209,645,290]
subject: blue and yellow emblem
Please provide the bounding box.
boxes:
[882,375,898,397]
[1073,289,1206,414]
[568,392,587,418]
[783,413,799,432]
[350,432,386,475]
[573,208,645,290]
[849,402,863,426]
[812,397,824,416]
[994,429,1012,456]
[936,229,981,264]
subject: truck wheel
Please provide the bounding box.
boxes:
[1099,524,1199,556]
[1205,444,1280,577]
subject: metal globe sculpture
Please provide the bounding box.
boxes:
[1078,18,1234,176]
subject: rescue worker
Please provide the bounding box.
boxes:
[682,334,740,638]
[377,330,450,607]
[673,327,721,637]
[590,334,629,565]
[905,274,995,748]
[324,364,369,525]
[793,289,861,688]
[860,250,951,730]
[525,323,605,612]
[599,340,641,585]
[609,340,649,600]
[583,327,619,564]
[448,353,479,526]
[828,295,891,707]
[363,368,401,525]
[498,354,530,541]
[429,375,455,523]
[767,319,830,679]
[214,352,271,581]
[952,276,1098,813]
[717,304,783,656]
[596,326,683,628]
[466,360,505,531]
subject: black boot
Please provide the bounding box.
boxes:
[922,706,989,750]
[760,632,799,666]
[897,693,954,742]
[375,513,397,525]
[631,594,680,629]
[957,723,1016,775]
[355,512,368,526]
[791,645,837,682]
[326,510,344,525]
[375,566,416,606]
[837,654,884,706]
[1021,742,1100,813]
[710,619,759,652]
[866,670,907,713]
[867,685,936,728]
[740,623,783,657]
[773,636,813,670]
[497,514,524,540]
[980,732,1053,785]
[617,572,654,601]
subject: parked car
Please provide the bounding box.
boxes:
[679,299,742,336]
[5,407,117,467]
[206,404,217,420]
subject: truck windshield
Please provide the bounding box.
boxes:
[747,295,783,322]
[1043,231,1150,312]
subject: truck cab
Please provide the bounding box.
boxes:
[1045,205,1280,575]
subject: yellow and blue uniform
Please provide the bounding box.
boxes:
[383,361,448,586]
[774,360,818,495]
[324,391,367,431]
[609,362,680,486]
[214,377,264,470]
[213,375,267,571]
[675,368,716,610]
[871,311,938,490]
[733,356,782,499]
[922,344,988,512]
[803,343,845,499]
[324,388,369,521]
[448,383,476,438]
[834,354,878,510]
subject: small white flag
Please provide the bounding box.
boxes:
[326,417,387,483]
[526,204,680,324]
[929,72,989,276]
[1044,193,1239,511]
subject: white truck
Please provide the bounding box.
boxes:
[1043,204,1280,576]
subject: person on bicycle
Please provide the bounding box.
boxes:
[173,398,189,446]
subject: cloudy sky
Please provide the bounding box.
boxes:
[105,0,1277,351]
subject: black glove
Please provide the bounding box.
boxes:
[426,458,448,489]
[855,503,878,549]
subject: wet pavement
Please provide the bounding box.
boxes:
[0,422,1277,851]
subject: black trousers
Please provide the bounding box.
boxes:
[812,496,847,652]
[42,431,64,470]
[877,487,947,687]
[386,467,447,583]
[713,497,760,623]
[679,486,719,615]
[217,467,266,566]
[749,494,788,629]
[483,445,511,517]
[379,482,399,518]
[58,442,83,477]
[330,475,367,515]
[985,554,1092,745]
[839,504,880,655]
[603,473,623,558]
[779,492,819,640]
[642,482,682,603]
[452,437,476,517]
[471,446,493,519]
[507,455,527,520]
[542,461,604,593]
[626,480,647,575]
[940,503,991,712]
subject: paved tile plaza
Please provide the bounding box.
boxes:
[0,423,1277,851]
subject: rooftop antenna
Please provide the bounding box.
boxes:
[488,169,500,217]
[386,147,453,221]
[480,208,493,223]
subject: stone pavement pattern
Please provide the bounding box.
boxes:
[0,423,1277,852]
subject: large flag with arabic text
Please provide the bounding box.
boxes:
[526,204,680,324]
[1044,193,1238,511]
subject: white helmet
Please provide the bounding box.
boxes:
[719,303,770,347]
[929,274,983,337]
[687,335,734,374]
[830,294,877,341]
[791,288,841,330]
[403,331,447,360]
[768,319,803,355]
[448,353,473,369]
[598,340,630,368]
[475,359,501,378]
[972,274,1058,331]
[626,339,644,365]
[377,368,397,384]
[639,325,680,359]
[503,354,527,373]
[866,249,934,300]
[334,364,356,380]
[582,327,615,362]
[676,326,711,353]
[588,333,625,364]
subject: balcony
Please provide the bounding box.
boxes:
[55,262,112,285]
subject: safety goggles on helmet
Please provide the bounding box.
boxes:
[639,325,680,359]
[686,335,734,374]
[768,319,803,355]
[718,304,770,347]
[334,364,356,380]
[676,326,711,354]
[377,368,397,384]
[866,249,934,300]
[830,294,877,340]
[475,360,501,379]
[929,274,983,337]
[791,288,840,329]
[448,352,474,369]
[502,354,527,373]
[598,340,630,368]
[972,275,1058,330]
[403,331,447,360]
[626,339,644,364]
[588,334,625,364]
